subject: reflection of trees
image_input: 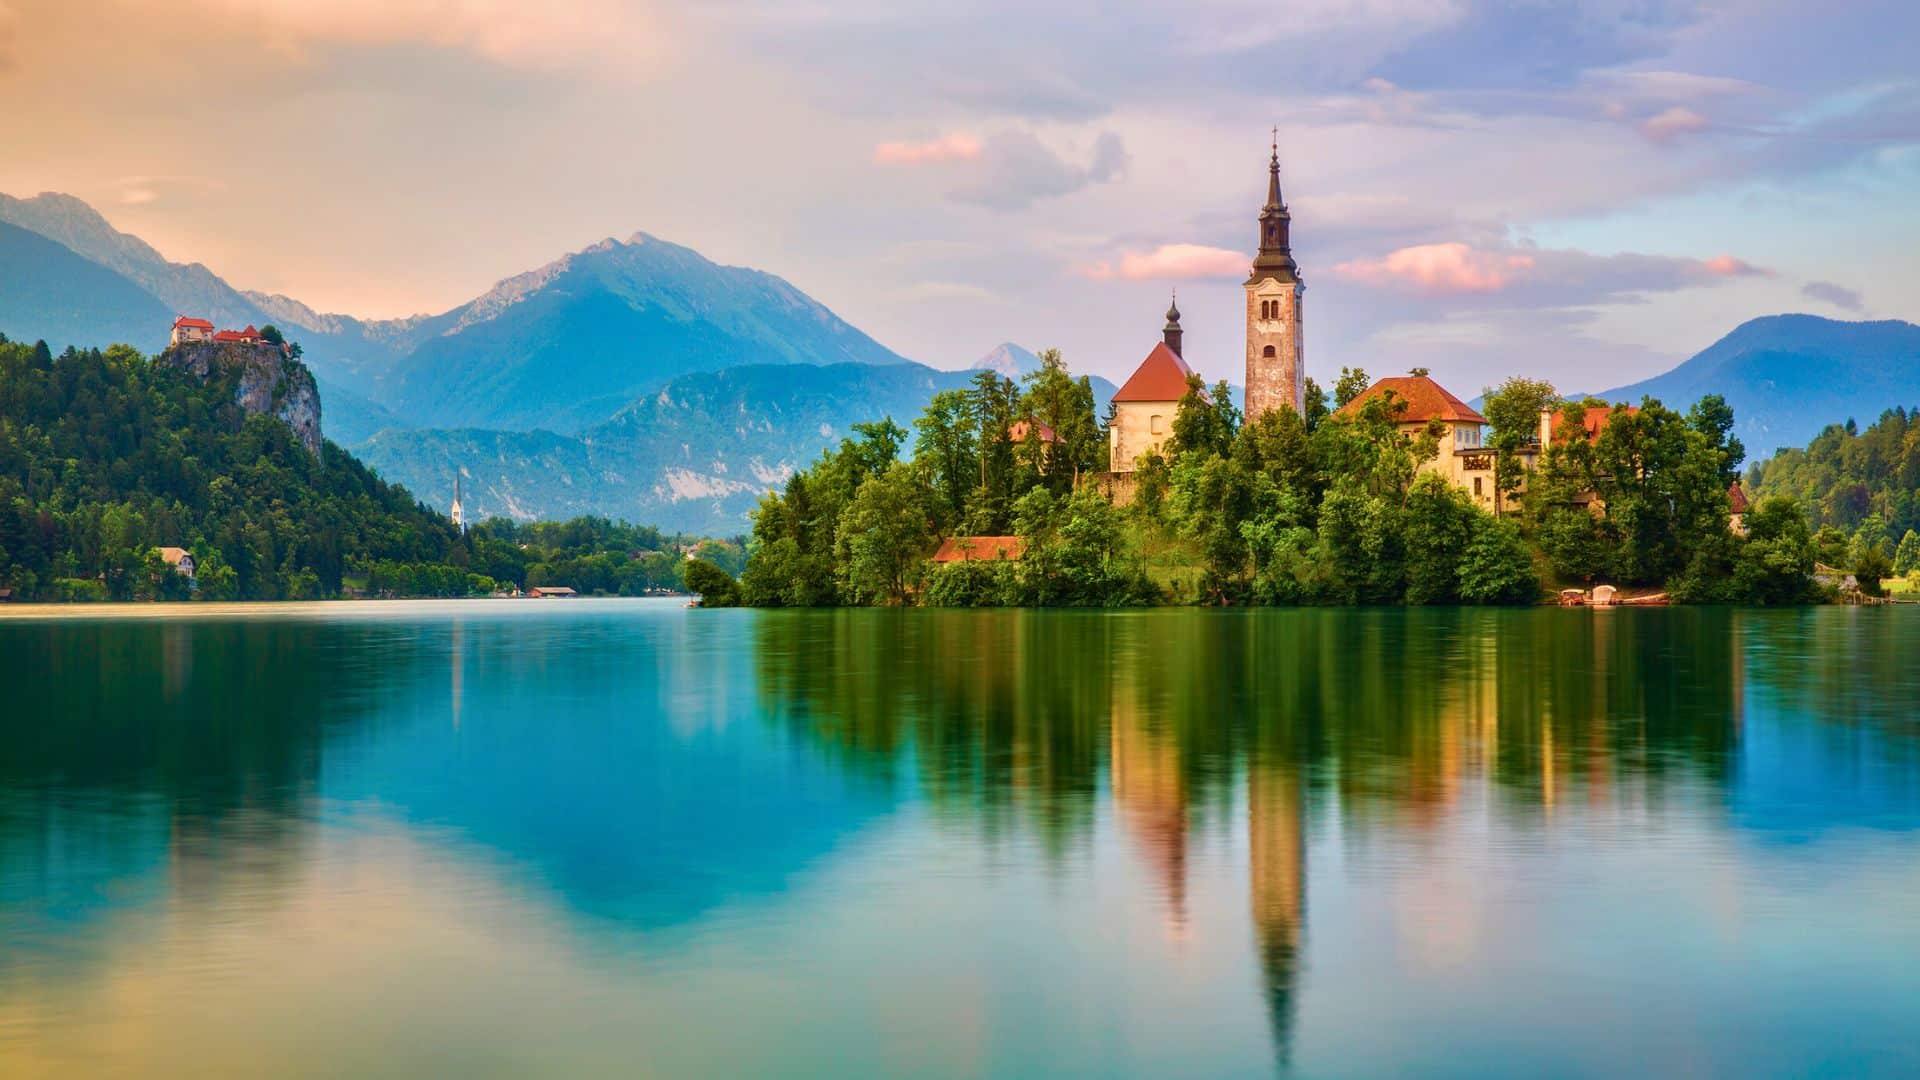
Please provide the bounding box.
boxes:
[0,620,416,926]
[755,607,1750,1064]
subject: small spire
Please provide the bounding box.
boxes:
[1165,288,1181,325]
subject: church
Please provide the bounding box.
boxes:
[1109,142,1305,471]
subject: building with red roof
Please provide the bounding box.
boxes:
[170,316,215,346]
[1109,299,1204,472]
[1337,372,1506,509]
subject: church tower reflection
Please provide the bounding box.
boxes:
[1248,755,1306,1064]
[1109,669,1190,936]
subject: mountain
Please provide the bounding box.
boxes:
[357,362,977,534]
[973,342,1043,378]
[385,233,914,433]
[0,221,173,350]
[1592,315,1920,456]
[0,192,414,398]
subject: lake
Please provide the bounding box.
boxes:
[2,601,1917,1077]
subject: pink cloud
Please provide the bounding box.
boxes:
[1333,243,1535,294]
[1640,105,1709,143]
[1079,243,1247,281]
[1701,254,1765,277]
[872,133,982,166]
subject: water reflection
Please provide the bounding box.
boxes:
[1,604,1917,1075]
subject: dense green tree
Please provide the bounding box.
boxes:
[837,463,935,605]
[683,558,741,606]
[1748,406,1919,535]
[1896,529,1920,577]
[1480,376,1558,516]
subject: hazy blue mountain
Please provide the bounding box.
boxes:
[385,233,914,433]
[1592,315,1920,456]
[355,362,977,533]
[0,221,173,350]
[0,192,413,396]
[973,341,1043,378]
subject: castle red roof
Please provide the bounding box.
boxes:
[1549,404,1637,443]
[211,330,247,342]
[172,316,214,330]
[931,536,1026,563]
[1111,342,1196,403]
[1008,418,1062,444]
[1337,375,1486,425]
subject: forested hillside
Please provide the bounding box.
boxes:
[0,336,737,600]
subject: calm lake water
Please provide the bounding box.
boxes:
[2,601,1917,1077]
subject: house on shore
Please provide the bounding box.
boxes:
[529,586,578,598]
[157,547,197,580]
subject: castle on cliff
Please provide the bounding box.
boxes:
[1109,140,1304,472]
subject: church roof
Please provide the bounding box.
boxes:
[1337,375,1486,425]
[1112,342,1197,403]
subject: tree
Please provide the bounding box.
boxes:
[1458,517,1540,605]
[1733,496,1817,604]
[1403,474,1475,604]
[1896,529,1920,577]
[684,558,741,607]
[1855,539,1894,597]
[258,324,286,346]
[1479,376,1557,516]
[914,388,979,528]
[1333,367,1370,410]
[836,463,935,605]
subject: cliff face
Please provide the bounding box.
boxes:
[160,341,323,456]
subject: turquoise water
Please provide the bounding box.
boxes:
[1,601,1917,1077]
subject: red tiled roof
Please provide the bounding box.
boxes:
[1008,418,1062,443]
[1112,342,1196,403]
[1336,375,1486,424]
[931,536,1026,563]
[1549,404,1637,443]
[172,316,214,330]
[1728,482,1750,514]
[211,330,247,342]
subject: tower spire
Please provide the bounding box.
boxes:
[1162,289,1184,356]
[1250,135,1297,284]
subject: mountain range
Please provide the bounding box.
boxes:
[1589,315,1920,457]
[3,191,1914,531]
[0,193,1106,531]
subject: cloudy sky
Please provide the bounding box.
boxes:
[2,0,1915,392]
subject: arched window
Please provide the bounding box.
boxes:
[1262,345,1276,358]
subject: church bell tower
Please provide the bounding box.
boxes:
[1245,134,1304,423]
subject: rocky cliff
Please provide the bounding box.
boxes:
[160,341,323,456]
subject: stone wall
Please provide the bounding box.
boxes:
[1108,399,1176,472]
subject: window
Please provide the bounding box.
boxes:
[1474,478,1483,496]
[1262,345,1276,358]
[1150,414,1165,435]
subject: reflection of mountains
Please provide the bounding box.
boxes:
[753,608,1920,1063]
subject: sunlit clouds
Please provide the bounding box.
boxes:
[1081,244,1249,282]
[873,134,982,166]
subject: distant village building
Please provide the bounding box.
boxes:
[931,536,1026,563]
[450,475,466,534]
[170,316,215,346]
[156,547,197,580]
[1728,481,1751,535]
[530,586,578,598]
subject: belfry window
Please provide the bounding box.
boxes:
[1262,345,1276,358]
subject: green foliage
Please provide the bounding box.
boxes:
[1457,517,1542,605]
[0,340,459,600]
[1480,376,1557,514]
[1896,529,1920,577]
[683,558,741,606]
[1748,406,1919,536]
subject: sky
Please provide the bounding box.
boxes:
[1,0,1917,392]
